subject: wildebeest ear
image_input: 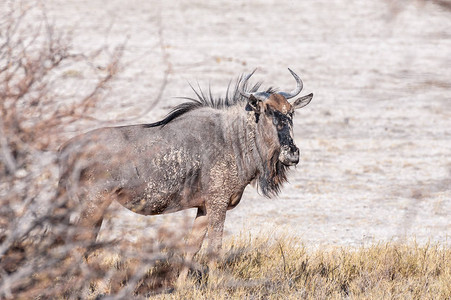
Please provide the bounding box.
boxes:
[245,94,262,113]
[292,93,313,110]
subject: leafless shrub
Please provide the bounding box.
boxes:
[0,2,175,298]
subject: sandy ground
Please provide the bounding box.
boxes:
[36,0,451,247]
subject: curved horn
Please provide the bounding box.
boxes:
[239,69,269,101]
[278,68,303,99]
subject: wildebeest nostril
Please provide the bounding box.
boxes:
[291,150,300,164]
[291,145,299,154]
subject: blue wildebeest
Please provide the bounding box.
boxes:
[57,69,313,283]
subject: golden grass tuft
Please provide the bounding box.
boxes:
[87,233,451,299]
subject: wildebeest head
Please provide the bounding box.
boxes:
[239,68,313,166]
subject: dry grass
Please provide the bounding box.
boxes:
[85,233,451,299]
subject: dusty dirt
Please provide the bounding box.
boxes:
[39,0,451,247]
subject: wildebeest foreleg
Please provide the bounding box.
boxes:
[205,200,228,271]
[176,207,207,286]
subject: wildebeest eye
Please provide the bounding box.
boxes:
[274,117,286,130]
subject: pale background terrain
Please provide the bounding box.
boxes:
[41,0,450,247]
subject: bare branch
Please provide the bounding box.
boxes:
[0,116,16,174]
[0,2,179,299]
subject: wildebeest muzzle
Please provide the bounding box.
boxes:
[279,144,300,166]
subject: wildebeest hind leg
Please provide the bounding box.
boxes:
[74,192,114,256]
[176,207,208,287]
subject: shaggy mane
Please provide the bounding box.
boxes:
[143,75,277,128]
